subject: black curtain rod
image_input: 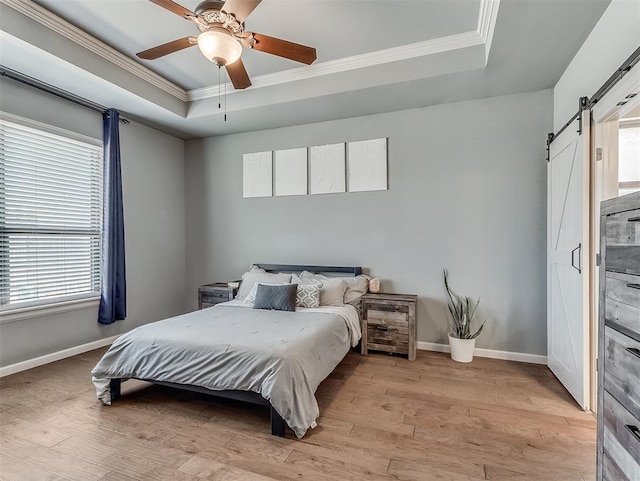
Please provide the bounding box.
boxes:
[548,45,640,155]
[0,66,130,124]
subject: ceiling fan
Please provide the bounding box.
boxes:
[136,0,317,90]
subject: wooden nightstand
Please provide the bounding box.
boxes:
[198,282,239,309]
[361,293,417,361]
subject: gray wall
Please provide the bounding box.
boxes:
[0,79,187,366]
[553,0,640,130]
[185,90,552,356]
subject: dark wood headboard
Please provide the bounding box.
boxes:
[254,264,362,277]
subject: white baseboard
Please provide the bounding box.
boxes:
[0,335,119,378]
[417,341,547,365]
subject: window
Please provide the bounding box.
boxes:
[0,115,103,312]
[618,119,640,196]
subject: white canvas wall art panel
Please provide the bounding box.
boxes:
[243,151,273,198]
[274,148,307,196]
[309,143,346,195]
[347,138,388,192]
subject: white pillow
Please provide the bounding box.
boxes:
[318,278,347,306]
[342,276,369,304]
[236,268,292,301]
[291,273,315,285]
[300,272,369,304]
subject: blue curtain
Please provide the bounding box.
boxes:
[98,108,126,324]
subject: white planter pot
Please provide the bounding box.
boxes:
[448,335,476,363]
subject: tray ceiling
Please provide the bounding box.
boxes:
[0,0,611,137]
[34,0,482,89]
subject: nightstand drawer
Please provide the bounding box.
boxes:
[367,325,409,353]
[603,327,640,419]
[605,272,640,337]
[201,291,232,304]
[365,303,409,326]
[605,208,640,246]
[605,208,640,276]
[602,391,640,481]
[367,309,409,351]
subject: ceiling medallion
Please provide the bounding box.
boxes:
[192,3,255,48]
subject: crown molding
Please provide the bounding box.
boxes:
[189,30,484,101]
[477,0,500,61]
[2,0,500,105]
[0,0,188,102]
[189,0,500,101]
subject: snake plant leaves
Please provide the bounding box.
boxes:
[443,269,486,340]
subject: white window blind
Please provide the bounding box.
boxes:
[0,117,103,310]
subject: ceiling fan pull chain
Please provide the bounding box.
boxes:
[218,66,221,109]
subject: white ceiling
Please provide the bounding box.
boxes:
[0,0,611,138]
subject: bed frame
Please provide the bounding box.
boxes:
[109,378,288,435]
[108,263,363,437]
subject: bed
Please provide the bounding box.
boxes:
[91,264,364,438]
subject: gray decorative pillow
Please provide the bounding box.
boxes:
[296,283,321,308]
[243,282,286,304]
[253,284,297,311]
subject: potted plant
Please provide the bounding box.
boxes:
[443,269,486,363]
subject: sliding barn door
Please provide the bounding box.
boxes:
[547,111,591,410]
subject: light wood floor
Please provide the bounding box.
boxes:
[0,349,596,481]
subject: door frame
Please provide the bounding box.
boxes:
[589,65,640,411]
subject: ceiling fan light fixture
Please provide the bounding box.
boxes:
[197,28,242,66]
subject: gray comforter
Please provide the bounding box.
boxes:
[91,301,360,438]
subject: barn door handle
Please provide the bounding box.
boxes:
[627,216,640,222]
[571,243,582,274]
[627,283,640,290]
[626,347,640,360]
[626,425,640,443]
[375,325,388,331]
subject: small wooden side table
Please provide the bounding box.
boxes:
[361,292,417,361]
[198,282,239,309]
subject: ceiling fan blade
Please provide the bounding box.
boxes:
[149,0,196,19]
[251,33,317,65]
[136,37,196,60]
[221,0,262,23]
[226,58,252,89]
